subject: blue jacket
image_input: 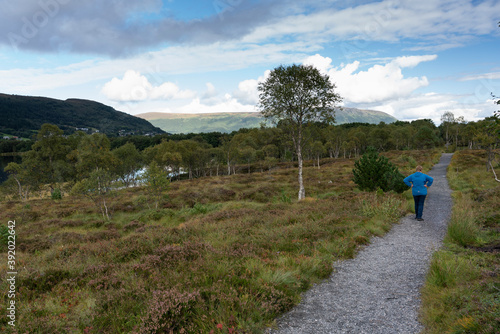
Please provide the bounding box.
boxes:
[404,172,433,196]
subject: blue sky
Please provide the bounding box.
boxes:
[0,0,499,124]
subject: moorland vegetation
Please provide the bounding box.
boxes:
[0,147,440,333]
[0,106,498,332]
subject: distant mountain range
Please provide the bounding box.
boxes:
[0,93,164,138]
[0,93,398,138]
[137,108,398,134]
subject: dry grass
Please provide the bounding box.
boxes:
[0,152,434,333]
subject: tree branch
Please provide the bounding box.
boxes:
[489,161,500,182]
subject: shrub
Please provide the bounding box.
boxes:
[138,289,201,334]
[51,188,62,200]
[353,147,407,193]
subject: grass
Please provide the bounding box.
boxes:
[420,150,500,334]
[0,151,436,333]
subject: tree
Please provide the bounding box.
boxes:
[440,111,455,146]
[142,161,170,210]
[413,126,441,149]
[352,147,407,193]
[28,124,73,195]
[76,133,117,179]
[474,117,499,177]
[71,168,116,220]
[112,142,142,187]
[4,162,36,201]
[310,141,325,169]
[258,64,342,200]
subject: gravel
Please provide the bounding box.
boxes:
[267,153,454,334]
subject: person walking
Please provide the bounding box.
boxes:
[404,165,434,221]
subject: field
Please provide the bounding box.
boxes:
[0,150,439,333]
[421,150,500,334]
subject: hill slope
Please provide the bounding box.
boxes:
[137,108,398,134]
[0,94,165,138]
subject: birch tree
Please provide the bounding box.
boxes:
[258,64,342,200]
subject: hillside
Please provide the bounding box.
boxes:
[137,108,397,134]
[0,94,165,138]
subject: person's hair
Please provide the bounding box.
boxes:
[416,165,423,172]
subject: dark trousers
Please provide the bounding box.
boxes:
[413,195,427,219]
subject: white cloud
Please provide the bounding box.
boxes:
[176,95,256,114]
[232,70,271,105]
[304,54,437,104]
[101,70,195,102]
[460,71,500,82]
[243,0,500,49]
[0,39,314,97]
[202,83,218,100]
[370,93,497,125]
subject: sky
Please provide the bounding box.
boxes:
[0,0,499,125]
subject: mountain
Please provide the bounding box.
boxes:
[137,108,398,134]
[0,94,165,138]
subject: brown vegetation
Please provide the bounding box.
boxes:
[0,150,438,333]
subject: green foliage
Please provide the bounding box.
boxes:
[446,206,480,247]
[258,64,341,127]
[71,168,116,220]
[361,194,403,220]
[142,161,170,210]
[352,147,407,193]
[51,188,62,200]
[0,224,9,247]
[111,142,142,187]
[421,150,499,334]
[426,251,479,289]
[258,64,342,200]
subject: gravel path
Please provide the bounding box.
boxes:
[268,153,454,334]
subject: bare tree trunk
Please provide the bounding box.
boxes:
[297,141,305,201]
[489,161,500,182]
[14,177,23,200]
[297,147,306,201]
[103,198,110,220]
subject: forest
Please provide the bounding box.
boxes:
[1,111,498,202]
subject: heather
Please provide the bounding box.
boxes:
[0,150,437,333]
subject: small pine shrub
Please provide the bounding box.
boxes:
[51,188,62,200]
[353,147,407,193]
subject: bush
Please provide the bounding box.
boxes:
[51,188,62,200]
[138,289,201,334]
[353,147,407,193]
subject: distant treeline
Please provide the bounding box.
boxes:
[1,115,497,157]
[2,113,498,200]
